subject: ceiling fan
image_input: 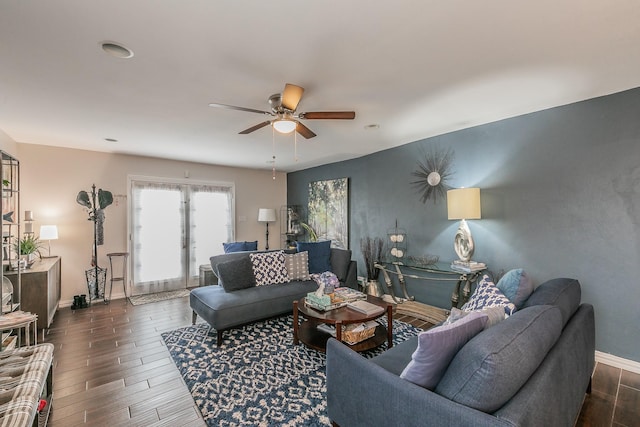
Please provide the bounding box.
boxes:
[209,83,356,139]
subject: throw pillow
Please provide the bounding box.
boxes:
[461,275,517,316]
[443,306,506,330]
[296,240,332,274]
[496,268,534,309]
[286,251,311,281]
[244,241,258,251]
[249,251,290,286]
[400,311,488,390]
[222,241,246,253]
[216,257,256,292]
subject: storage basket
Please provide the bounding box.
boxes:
[343,322,377,345]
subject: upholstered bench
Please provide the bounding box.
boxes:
[0,343,54,427]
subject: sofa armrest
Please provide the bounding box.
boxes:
[326,338,509,427]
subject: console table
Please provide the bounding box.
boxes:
[374,261,486,322]
[5,257,61,331]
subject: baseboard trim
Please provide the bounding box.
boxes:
[595,351,640,374]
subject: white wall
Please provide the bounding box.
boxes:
[16,143,286,305]
[0,129,18,157]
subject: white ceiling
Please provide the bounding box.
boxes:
[1,1,640,172]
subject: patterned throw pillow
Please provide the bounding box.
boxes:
[285,251,311,281]
[461,275,517,316]
[249,251,290,286]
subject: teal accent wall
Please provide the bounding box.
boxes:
[287,87,640,363]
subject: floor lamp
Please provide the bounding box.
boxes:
[258,208,277,250]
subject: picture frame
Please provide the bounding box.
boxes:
[308,177,349,249]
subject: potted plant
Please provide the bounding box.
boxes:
[13,234,43,265]
[360,236,385,296]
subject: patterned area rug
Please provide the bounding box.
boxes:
[161,315,422,426]
[128,289,191,305]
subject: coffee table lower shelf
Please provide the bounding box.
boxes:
[296,321,387,353]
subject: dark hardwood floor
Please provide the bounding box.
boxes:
[42,297,639,426]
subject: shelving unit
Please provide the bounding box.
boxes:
[280,205,304,249]
[0,151,22,350]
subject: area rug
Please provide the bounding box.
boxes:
[161,315,422,427]
[128,289,191,305]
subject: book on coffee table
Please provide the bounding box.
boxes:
[347,300,385,316]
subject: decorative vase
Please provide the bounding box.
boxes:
[366,280,385,297]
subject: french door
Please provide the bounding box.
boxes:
[130,178,234,295]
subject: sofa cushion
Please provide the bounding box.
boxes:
[522,278,581,328]
[244,240,258,251]
[286,251,311,281]
[297,240,332,274]
[222,241,258,253]
[496,268,533,309]
[435,305,563,413]
[462,275,516,316]
[250,251,290,286]
[330,248,352,282]
[222,241,246,253]
[216,257,256,292]
[400,311,488,390]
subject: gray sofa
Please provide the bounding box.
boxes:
[191,248,356,346]
[326,278,595,427]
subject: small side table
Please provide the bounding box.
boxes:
[375,261,487,309]
[107,252,129,304]
[0,310,38,350]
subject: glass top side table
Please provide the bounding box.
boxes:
[374,260,487,309]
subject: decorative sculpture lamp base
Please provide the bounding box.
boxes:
[454,219,475,262]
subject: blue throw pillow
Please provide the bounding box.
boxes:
[223,242,247,253]
[244,241,258,251]
[400,311,488,390]
[296,240,332,274]
[496,268,533,309]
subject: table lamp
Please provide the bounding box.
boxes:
[447,188,481,262]
[258,208,277,250]
[39,225,59,258]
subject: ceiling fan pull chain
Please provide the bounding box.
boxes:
[272,127,276,180]
[294,131,298,162]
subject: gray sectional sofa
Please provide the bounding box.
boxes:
[190,247,356,346]
[326,278,595,427]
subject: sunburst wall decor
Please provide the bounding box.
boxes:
[411,146,455,204]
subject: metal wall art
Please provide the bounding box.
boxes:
[411,146,455,204]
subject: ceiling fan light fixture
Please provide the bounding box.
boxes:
[273,119,296,134]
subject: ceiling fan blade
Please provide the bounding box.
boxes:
[239,121,271,134]
[296,122,316,139]
[281,84,304,111]
[209,103,272,115]
[299,111,356,120]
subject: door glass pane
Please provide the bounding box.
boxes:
[137,188,182,282]
[190,187,233,277]
[132,182,186,293]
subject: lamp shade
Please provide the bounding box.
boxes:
[39,225,59,240]
[258,208,277,223]
[447,188,481,220]
[272,119,297,134]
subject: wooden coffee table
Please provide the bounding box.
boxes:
[293,294,393,352]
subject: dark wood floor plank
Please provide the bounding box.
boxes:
[621,370,640,390]
[613,384,640,426]
[593,363,622,397]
